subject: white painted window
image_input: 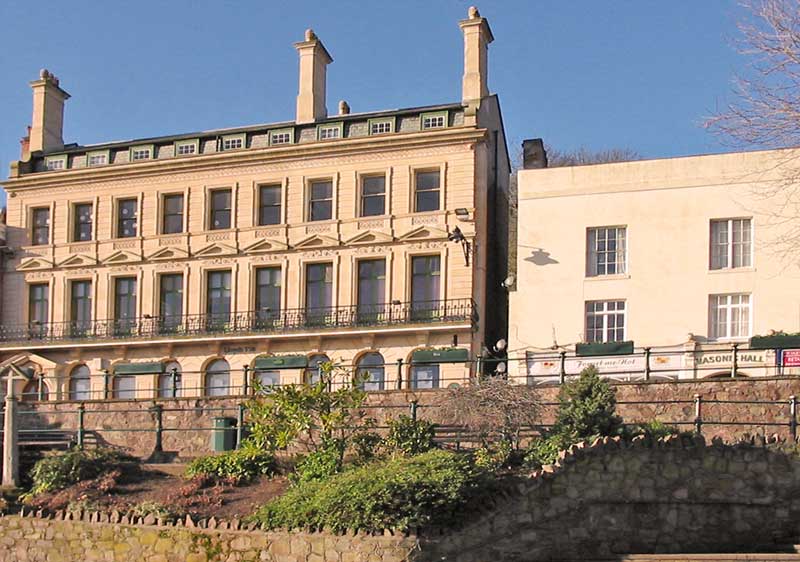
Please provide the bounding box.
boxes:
[585,300,626,343]
[587,226,627,276]
[176,142,196,156]
[270,130,292,145]
[369,120,393,135]
[318,126,341,140]
[222,136,244,151]
[709,294,751,339]
[131,148,152,161]
[45,156,66,170]
[710,218,752,270]
[421,113,446,130]
[87,153,107,166]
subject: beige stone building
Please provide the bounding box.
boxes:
[509,148,800,382]
[0,9,509,401]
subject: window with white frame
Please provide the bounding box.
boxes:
[587,226,627,276]
[175,141,197,156]
[585,300,626,343]
[131,147,152,161]
[710,218,752,270]
[87,152,108,166]
[709,294,751,340]
[221,135,244,151]
[421,112,447,130]
[45,156,66,171]
[269,130,293,145]
[369,120,393,135]
[318,125,342,140]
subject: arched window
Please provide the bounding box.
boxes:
[254,370,280,393]
[112,374,136,399]
[305,354,330,385]
[158,361,182,398]
[356,352,385,391]
[21,379,48,402]
[69,365,91,400]
[205,359,230,397]
[410,363,439,390]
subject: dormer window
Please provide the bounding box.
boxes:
[269,129,293,146]
[221,134,245,151]
[175,139,199,156]
[317,123,343,141]
[421,111,447,130]
[369,118,394,135]
[45,155,67,171]
[87,150,109,166]
[130,145,153,161]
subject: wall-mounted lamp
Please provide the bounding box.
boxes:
[454,208,471,220]
[447,226,471,266]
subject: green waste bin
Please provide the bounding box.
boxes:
[212,417,237,452]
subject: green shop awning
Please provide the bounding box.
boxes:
[750,334,800,350]
[575,341,634,357]
[254,355,308,370]
[113,362,164,375]
[411,348,469,364]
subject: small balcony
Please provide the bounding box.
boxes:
[0,299,477,347]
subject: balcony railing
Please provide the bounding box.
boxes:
[0,299,477,345]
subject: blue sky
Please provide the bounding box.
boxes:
[0,1,748,206]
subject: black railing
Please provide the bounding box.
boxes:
[0,299,477,345]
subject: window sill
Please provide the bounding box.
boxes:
[584,274,630,282]
[708,267,756,274]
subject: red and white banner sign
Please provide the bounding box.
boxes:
[783,349,800,367]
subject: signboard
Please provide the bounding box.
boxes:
[526,350,683,383]
[782,349,800,367]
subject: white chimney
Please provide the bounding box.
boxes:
[294,29,333,124]
[28,69,70,153]
[459,7,494,121]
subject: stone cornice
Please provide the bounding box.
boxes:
[3,127,487,192]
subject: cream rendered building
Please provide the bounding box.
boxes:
[0,9,509,400]
[509,148,800,382]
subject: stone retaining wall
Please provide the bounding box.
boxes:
[0,513,418,562]
[17,376,800,458]
[421,435,800,561]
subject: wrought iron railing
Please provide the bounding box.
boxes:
[0,299,477,345]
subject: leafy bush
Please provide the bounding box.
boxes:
[27,448,137,496]
[523,435,563,468]
[473,440,513,472]
[350,431,383,465]
[629,420,680,441]
[185,447,274,483]
[250,450,493,532]
[292,441,344,483]
[384,415,435,457]
[551,365,623,443]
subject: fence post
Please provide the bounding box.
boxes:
[77,403,85,448]
[102,369,110,400]
[644,347,651,381]
[150,403,163,454]
[409,399,418,421]
[236,403,245,449]
[37,376,45,401]
[731,343,739,378]
[693,394,703,434]
[242,365,250,396]
[559,351,567,385]
[396,359,403,390]
[2,393,19,487]
[170,367,178,398]
[790,395,797,441]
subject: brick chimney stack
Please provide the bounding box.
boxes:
[459,7,494,124]
[28,69,70,153]
[294,29,333,124]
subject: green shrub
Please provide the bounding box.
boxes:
[473,440,513,472]
[350,431,383,465]
[552,365,623,443]
[629,420,680,440]
[523,435,564,468]
[130,501,176,522]
[292,440,344,483]
[185,447,274,483]
[384,415,435,456]
[28,448,137,496]
[251,449,492,532]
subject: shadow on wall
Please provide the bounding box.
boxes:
[522,246,559,266]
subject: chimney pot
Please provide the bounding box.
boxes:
[522,139,548,169]
[338,100,350,115]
